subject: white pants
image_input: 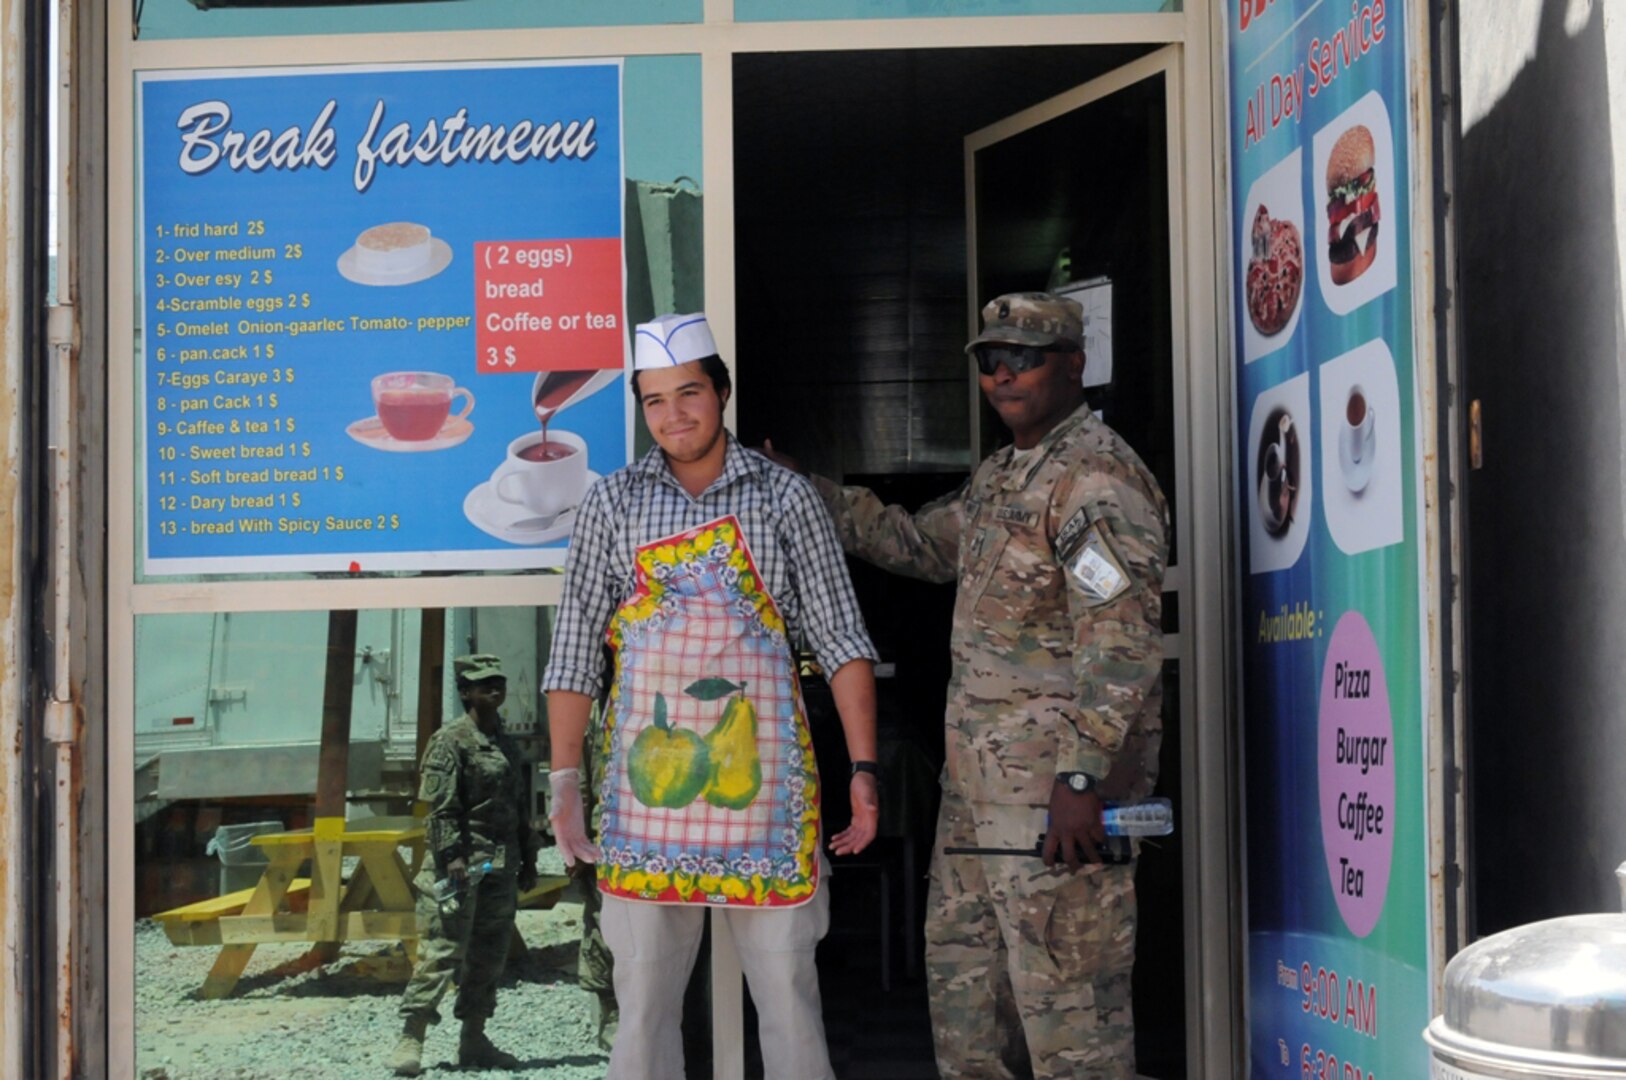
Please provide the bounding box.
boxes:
[601,884,834,1080]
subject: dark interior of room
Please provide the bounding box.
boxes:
[733,45,1185,1078]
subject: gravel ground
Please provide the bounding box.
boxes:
[135,861,609,1080]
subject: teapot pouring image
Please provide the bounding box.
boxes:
[533,368,621,424]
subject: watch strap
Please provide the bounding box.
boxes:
[1056,771,1097,794]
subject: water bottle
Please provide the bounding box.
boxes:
[1101,797,1174,838]
[432,859,493,916]
[944,799,1176,860]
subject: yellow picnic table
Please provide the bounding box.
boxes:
[153,820,574,999]
[155,820,426,999]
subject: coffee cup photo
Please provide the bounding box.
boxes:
[371,371,474,442]
[1318,340,1401,554]
[494,429,589,519]
[1346,385,1376,465]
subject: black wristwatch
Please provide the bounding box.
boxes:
[851,760,880,779]
[1056,771,1097,795]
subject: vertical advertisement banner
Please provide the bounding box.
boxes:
[1227,1,1432,1076]
[137,60,627,575]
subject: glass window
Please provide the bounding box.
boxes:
[132,607,609,1076]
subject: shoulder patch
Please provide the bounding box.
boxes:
[1055,507,1092,562]
[1066,522,1131,606]
[417,738,458,801]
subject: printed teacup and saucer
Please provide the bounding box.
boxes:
[348,371,475,452]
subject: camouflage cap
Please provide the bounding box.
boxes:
[965,292,1085,353]
[454,653,505,682]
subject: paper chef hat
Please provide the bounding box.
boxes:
[634,313,718,371]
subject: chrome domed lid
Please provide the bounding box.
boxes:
[1429,914,1626,1071]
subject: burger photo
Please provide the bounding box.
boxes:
[1325,124,1380,286]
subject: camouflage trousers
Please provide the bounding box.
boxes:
[399,868,519,1023]
[579,728,615,997]
[926,791,1137,1079]
[578,875,614,995]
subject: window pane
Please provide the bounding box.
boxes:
[133,607,612,1077]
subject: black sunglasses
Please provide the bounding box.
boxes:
[972,344,1054,377]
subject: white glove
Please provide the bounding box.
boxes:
[548,768,600,868]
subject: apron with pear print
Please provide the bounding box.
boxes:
[596,515,822,908]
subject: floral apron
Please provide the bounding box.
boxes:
[596,515,821,908]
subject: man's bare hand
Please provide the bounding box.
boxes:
[1043,786,1105,870]
[757,439,806,476]
[829,771,880,855]
[445,857,469,886]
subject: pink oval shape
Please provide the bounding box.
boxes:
[1318,610,1396,938]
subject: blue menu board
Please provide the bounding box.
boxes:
[1227,1,1434,1076]
[137,61,628,575]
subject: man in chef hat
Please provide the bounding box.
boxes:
[543,313,883,1080]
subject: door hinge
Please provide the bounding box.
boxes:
[46,303,76,350]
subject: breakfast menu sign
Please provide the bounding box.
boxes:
[136,60,628,575]
[1227,1,1433,1076]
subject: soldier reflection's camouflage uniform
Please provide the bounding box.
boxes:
[400,721,534,1022]
[811,293,1168,1079]
[392,655,538,1075]
[576,702,618,1049]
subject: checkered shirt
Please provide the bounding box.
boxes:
[543,432,878,698]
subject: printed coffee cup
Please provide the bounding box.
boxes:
[494,430,588,517]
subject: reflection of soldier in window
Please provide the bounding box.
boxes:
[576,696,618,1051]
[388,654,539,1077]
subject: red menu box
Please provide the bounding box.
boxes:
[474,238,624,373]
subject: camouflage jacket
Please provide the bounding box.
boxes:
[418,713,538,875]
[814,404,1168,806]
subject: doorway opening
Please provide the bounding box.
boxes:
[734,44,1186,1079]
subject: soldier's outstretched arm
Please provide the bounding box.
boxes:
[1050,473,1168,782]
[808,474,966,583]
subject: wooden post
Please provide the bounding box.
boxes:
[316,609,359,819]
[309,609,358,944]
[416,609,446,769]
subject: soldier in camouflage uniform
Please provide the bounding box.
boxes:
[388,654,540,1076]
[789,293,1167,1079]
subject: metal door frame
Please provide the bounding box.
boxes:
[962,42,1242,1078]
